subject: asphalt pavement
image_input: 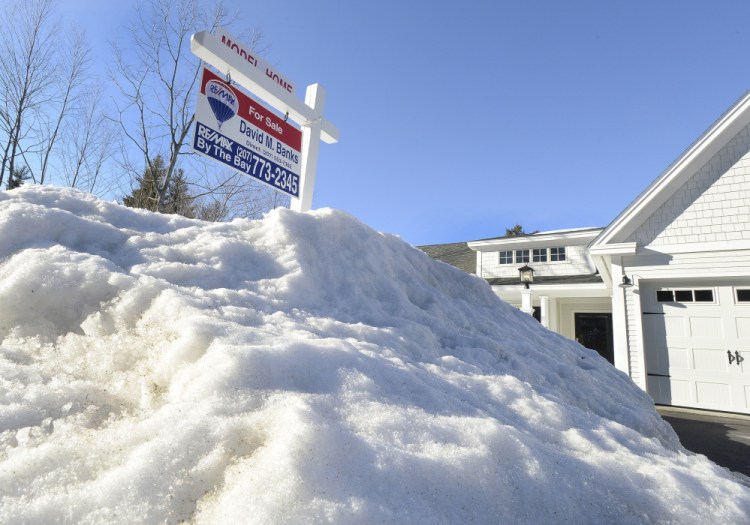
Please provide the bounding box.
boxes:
[656,405,750,479]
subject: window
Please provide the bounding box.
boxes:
[532,248,547,263]
[499,247,565,265]
[656,290,674,302]
[657,289,715,303]
[737,289,750,302]
[694,290,714,302]
[550,247,566,262]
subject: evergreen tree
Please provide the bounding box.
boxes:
[505,224,539,236]
[123,155,196,218]
[7,166,31,190]
[164,169,196,218]
[123,158,161,212]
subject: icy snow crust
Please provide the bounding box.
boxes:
[0,187,748,524]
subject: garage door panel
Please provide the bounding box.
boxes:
[668,347,690,370]
[645,346,664,374]
[643,315,667,340]
[645,345,690,374]
[668,379,692,405]
[689,316,723,338]
[664,316,686,337]
[693,348,730,373]
[735,317,750,338]
[740,350,750,376]
[647,376,667,404]
[647,376,691,405]
[695,381,731,407]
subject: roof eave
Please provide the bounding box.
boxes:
[469,229,603,251]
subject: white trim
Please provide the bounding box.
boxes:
[640,239,750,255]
[489,282,610,301]
[629,275,647,390]
[469,229,602,251]
[610,257,631,377]
[588,242,637,256]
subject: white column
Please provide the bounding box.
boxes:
[548,297,559,332]
[539,295,550,328]
[520,288,534,315]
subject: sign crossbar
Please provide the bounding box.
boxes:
[191,31,338,144]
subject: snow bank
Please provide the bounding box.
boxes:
[0,186,748,524]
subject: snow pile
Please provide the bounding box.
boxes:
[0,186,748,524]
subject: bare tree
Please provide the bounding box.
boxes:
[60,85,116,193]
[0,0,58,188]
[0,0,102,191]
[188,169,290,221]
[111,0,275,216]
[27,29,92,185]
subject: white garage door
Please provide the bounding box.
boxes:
[641,283,750,414]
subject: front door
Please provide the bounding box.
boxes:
[574,313,614,365]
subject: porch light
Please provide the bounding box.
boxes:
[518,265,534,289]
[618,275,633,288]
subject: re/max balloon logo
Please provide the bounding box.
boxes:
[206,80,238,130]
[208,82,236,105]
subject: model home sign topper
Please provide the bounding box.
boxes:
[191,28,339,212]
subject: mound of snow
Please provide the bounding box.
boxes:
[0,186,748,524]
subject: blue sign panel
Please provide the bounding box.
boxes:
[193,122,299,197]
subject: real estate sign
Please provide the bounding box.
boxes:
[193,67,303,198]
[191,29,338,211]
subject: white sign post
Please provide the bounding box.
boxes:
[191,30,338,212]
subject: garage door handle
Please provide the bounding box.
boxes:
[736,351,744,366]
[728,351,736,365]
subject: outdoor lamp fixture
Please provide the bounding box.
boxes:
[518,265,534,289]
[618,275,633,288]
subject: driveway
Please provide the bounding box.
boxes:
[657,406,750,479]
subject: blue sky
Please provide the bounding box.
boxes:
[64,1,750,245]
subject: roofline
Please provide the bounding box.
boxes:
[416,241,468,249]
[469,228,603,251]
[591,88,750,249]
[471,226,602,243]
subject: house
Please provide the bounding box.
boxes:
[467,227,614,363]
[422,90,750,414]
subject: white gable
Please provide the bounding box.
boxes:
[627,122,750,248]
[591,90,750,254]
